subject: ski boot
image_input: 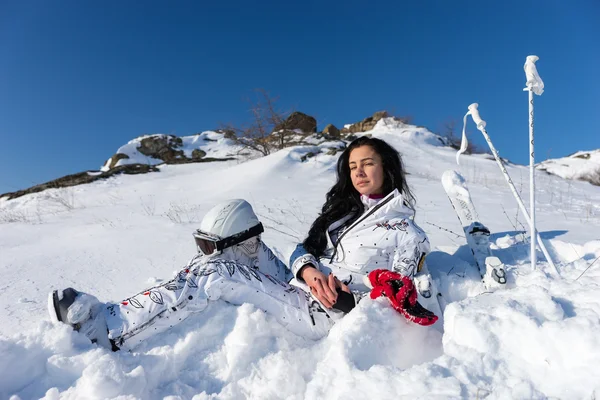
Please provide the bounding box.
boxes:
[467,222,491,254]
[48,288,117,350]
[414,274,432,298]
[484,256,507,286]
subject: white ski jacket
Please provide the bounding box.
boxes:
[290,189,430,292]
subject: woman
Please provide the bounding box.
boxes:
[289,136,435,322]
[49,137,436,351]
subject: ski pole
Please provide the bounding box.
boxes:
[461,103,560,277]
[523,55,545,273]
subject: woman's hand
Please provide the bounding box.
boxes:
[301,265,350,308]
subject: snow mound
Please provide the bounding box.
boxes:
[368,117,447,148]
[0,299,445,399]
[537,149,600,185]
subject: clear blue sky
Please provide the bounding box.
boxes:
[1,0,598,194]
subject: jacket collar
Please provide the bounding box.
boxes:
[383,189,414,216]
[362,189,414,219]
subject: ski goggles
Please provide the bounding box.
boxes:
[193,230,220,255]
[193,223,264,256]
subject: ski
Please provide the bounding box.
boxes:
[441,170,506,288]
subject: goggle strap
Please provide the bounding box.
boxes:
[216,223,264,251]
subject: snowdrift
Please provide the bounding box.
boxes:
[1,120,600,399]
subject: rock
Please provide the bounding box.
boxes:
[574,153,591,160]
[0,164,160,201]
[372,111,388,120]
[191,149,207,160]
[215,129,236,139]
[300,152,316,162]
[341,111,389,134]
[138,135,185,163]
[273,112,317,133]
[322,124,340,138]
[104,153,130,170]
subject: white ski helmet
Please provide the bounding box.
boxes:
[193,199,264,255]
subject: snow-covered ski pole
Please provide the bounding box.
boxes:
[457,103,560,277]
[523,55,545,272]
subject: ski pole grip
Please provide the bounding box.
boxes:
[468,103,486,130]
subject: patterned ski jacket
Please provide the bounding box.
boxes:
[290,189,430,292]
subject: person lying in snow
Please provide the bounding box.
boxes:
[48,136,437,351]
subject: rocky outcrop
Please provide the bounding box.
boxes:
[138,135,187,163]
[322,124,340,138]
[273,112,317,133]
[0,164,160,201]
[103,133,239,171]
[341,111,389,134]
[0,152,237,201]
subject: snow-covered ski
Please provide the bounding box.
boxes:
[441,170,507,288]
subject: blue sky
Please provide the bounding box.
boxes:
[1,0,598,194]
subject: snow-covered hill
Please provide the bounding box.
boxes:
[100,131,249,171]
[1,120,600,399]
[537,149,600,186]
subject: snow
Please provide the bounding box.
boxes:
[1,121,600,399]
[537,149,600,183]
[441,170,468,195]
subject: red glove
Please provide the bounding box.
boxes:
[368,269,438,326]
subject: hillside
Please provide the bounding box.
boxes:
[537,149,600,186]
[1,119,600,399]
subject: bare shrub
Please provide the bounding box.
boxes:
[0,209,31,223]
[220,89,292,156]
[140,196,156,216]
[164,201,203,224]
[256,199,311,242]
[396,115,413,124]
[378,107,412,125]
[105,191,123,205]
[42,188,77,211]
[0,208,43,224]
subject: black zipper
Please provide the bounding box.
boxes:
[328,193,395,263]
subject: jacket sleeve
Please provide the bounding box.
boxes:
[289,243,319,281]
[257,241,294,282]
[388,218,430,278]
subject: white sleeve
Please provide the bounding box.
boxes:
[389,219,430,278]
[257,241,294,282]
[289,243,319,281]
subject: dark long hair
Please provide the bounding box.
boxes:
[302,136,415,258]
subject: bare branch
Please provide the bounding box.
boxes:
[219,89,296,156]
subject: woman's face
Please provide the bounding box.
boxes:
[348,145,385,196]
